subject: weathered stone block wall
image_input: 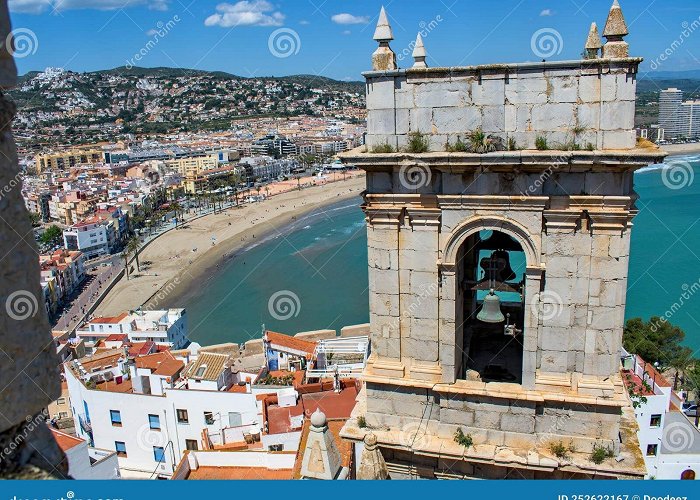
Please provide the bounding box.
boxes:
[365,60,639,152]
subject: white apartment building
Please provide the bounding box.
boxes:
[63,219,112,259]
[51,428,121,480]
[65,351,272,479]
[658,88,700,139]
[76,309,189,351]
[622,352,700,480]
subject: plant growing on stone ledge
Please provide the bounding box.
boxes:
[535,135,549,151]
[454,428,473,448]
[467,128,498,154]
[405,131,430,153]
[445,136,469,153]
[590,443,615,465]
[357,416,367,429]
[549,440,576,459]
[371,142,396,154]
[507,137,518,151]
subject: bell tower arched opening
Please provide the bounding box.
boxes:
[455,230,527,384]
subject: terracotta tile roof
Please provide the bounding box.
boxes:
[292,419,352,479]
[79,351,124,373]
[267,402,305,435]
[96,378,133,394]
[128,341,156,357]
[300,383,358,420]
[265,331,316,358]
[186,466,293,480]
[185,352,229,381]
[135,351,184,377]
[105,334,128,342]
[50,428,85,452]
[90,313,128,325]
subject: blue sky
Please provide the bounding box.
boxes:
[8,0,700,80]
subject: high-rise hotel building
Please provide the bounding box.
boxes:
[658,88,700,139]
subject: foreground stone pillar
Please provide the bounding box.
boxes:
[0,0,67,478]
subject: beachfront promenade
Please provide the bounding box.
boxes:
[91,171,365,318]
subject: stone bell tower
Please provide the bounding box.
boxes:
[341,2,666,479]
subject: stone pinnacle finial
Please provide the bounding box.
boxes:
[412,33,427,68]
[373,6,393,41]
[602,0,629,58]
[372,6,397,72]
[584,22,602,59]
[357,433,389,480]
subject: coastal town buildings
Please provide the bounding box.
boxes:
[658,88,700,140]
[622,351,700,479]
[50,428,121,480]
[35,148,103,173]
[338,2,666,479]
[75,309,189,351]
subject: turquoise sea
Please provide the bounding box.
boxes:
[184,156,700,351]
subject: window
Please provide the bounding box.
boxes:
[195,366,207,378]
[110,410,122,426]
[57,398,66,405]
[646,444,658,456]
[148,414,160,430]
[176,409,188,424]
[185,440,198,451]
[204,411,214,425]
[228,412,242,428]
[650,414,662,428]
[268,444,284,452]
[153,446,165,462]
[115,441,127,457]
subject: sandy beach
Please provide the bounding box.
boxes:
[95,172,366,317]
[661,143,700,156]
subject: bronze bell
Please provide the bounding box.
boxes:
[477,289,505,323]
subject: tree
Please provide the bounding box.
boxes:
[28,212,41,227]
[685,362,700,426]
[40,225,63,247]
[126,237,141,272]
[122,250,131,281]
[623,317,690,369]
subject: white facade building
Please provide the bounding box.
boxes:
[63,220,111,259]
[622,352,700,480]
[76,309,189,350]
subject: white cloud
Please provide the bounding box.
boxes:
[539,9,553,16]
[342,30,351,35]
[331,13,370,25]
[204,1,285,28]
[9,0,168,14]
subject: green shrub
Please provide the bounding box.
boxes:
[371,142,396,154]
[454,428,473,448]
[549,441,575,459]
[535,135,549,151]
[590,444,614,465]
[507,137,518,151]
[406,131,430,153]
[446,136,469,153]
[357,416,367,429]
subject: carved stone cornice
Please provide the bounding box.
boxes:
[364,206,404,227]
[543,210,581,232]
[405,207,441,229]
[588,210,630,233]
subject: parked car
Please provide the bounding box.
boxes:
[682,402,698,417]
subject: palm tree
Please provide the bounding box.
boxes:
[127,237,142,273]
[171,202,182,228]
[122,250,131,280]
